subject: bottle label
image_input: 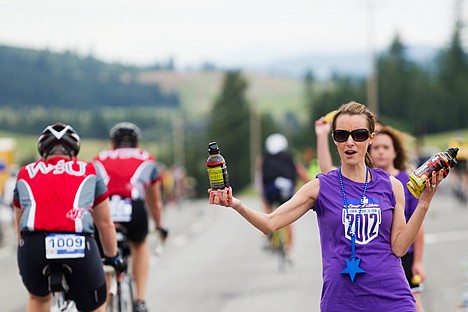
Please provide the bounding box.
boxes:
[207,166,225,188]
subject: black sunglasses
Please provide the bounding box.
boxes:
[333,129,370,143]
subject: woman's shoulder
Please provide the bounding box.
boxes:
[369,167,391,179]
[317,168,338,179]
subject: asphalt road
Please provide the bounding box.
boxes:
[1,185,467,311]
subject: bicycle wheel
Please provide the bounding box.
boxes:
[117,273,135,312]
[271,228,290,271]
[51,292,77,312]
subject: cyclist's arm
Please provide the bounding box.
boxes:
[13,205,22,242]
[146,180,164,229]
[92,198,118,257]
[296,162,311,183]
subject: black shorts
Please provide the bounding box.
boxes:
[401,252,423,293]
[263,177,295,207]
[95,199,149,257]
[117,199,149,243]
[17,232,107,311]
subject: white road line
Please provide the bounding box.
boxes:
[425,230,468,244]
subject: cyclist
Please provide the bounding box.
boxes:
[258,133,310,254]
[93,122,167,312]
[13,122,125,312]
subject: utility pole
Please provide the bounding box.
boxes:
[366,0,379,115]
[455,0,468,50]
[172,114,185,167]
[249,105,261,186]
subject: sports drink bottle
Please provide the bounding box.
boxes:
[207,142,229,190]
[323,110,338,123]
[407,147,459,198]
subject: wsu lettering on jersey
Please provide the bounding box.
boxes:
[26,159,87,178]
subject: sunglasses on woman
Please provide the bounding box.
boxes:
[332,129,370,143]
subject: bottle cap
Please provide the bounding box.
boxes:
[447,147,459,168]
[208,142,220,155]
[447,147,459,158]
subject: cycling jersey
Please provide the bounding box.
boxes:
[93,147,160,200]
[261,151,297,185]
[13,156,108,234]
[93,147,160,243]
[261,151,297,206]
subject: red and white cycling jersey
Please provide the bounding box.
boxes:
[93,147,160,199]
[13,156,108,234]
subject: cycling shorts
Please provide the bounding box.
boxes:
[118,199,149,243]
[95,198,149,257]
[17,232,106,311]
[263,177,295,207]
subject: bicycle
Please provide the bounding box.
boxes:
[106,224,135,312]
[43,263,77,312]
[270,226,291,271]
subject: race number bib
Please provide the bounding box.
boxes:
[45,233,86,259]
[109,196,133,222]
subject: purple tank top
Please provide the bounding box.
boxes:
[395,170,419,254]
[315,168,416,311]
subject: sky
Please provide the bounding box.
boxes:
[0,0,464,68]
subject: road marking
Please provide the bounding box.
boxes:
[425,230,468,244]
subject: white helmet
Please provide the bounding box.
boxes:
[265,133,288,155]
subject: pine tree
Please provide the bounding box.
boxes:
[207,70,252,191]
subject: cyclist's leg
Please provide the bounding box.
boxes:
[66,237,107,312]
[17,233,52,311]
[130,239,149,301]
[27,293,52,312]
[93,227,114,309]
[124,200,149,304]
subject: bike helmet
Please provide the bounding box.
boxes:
[37,122,81,158]
[265,133,288,155]
[109,122,142,148]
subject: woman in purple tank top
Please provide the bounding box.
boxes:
[315,119,426,311]
[209,101,447,312]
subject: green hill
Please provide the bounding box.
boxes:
[138,70,307,121]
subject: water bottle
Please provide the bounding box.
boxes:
[407,147,459,198]
[207,142,229,190]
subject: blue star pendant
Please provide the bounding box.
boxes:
[340,257,366,283]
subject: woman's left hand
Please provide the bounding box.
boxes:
[419,170,446,205]
[208,186,240,209]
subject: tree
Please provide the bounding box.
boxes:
[377,34,436,134]
[207,70,252,191]
[436,21,468,131]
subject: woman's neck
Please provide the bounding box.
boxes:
[340,163,369,182]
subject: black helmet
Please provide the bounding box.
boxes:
[37,123,81,158]
[109,122,141,148]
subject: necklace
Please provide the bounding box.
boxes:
[338,166,369,283]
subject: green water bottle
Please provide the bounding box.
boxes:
[207,142,229,190]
